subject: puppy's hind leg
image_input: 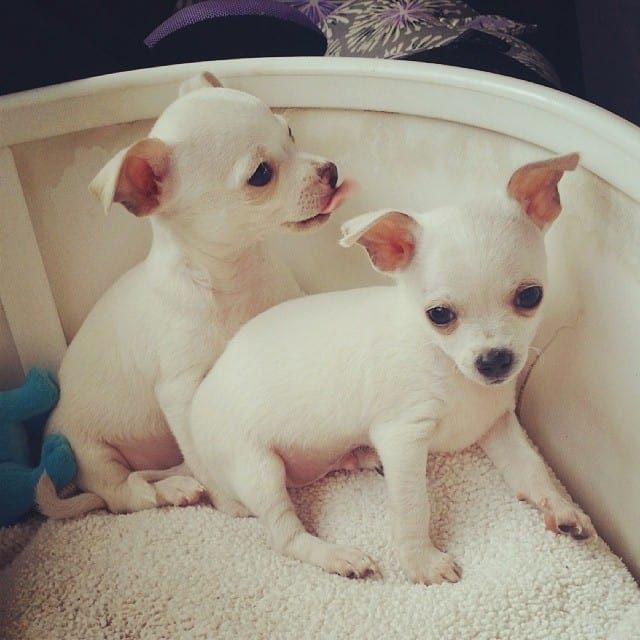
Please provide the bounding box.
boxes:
[183,468,250,517]
[133,463,207,508]
[75,445,159,514]
[75,446,202,513]
[228,450,379,578]
[207,486,252,519]
[37,438,159,519]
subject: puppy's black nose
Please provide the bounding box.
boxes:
[475,349,514,380]
[318,162,338,188]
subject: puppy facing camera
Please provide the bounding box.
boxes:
[339,153,579,389]
[188,153,595,585]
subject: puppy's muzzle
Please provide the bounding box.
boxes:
[475,348,514,382]
[317,162,338,189]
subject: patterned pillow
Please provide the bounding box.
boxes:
[280,0,559,87]
[278,1,344,24]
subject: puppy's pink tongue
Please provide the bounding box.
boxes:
[321,179,358,214]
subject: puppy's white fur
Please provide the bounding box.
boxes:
[38,73,346,516]
[188,154,596,583]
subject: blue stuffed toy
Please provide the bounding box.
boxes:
[0,367,77,527]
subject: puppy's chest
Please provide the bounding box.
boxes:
[428,377,513,452]
[368,353,513,452]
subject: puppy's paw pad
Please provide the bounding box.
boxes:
[321,545,378,579]
[404,548,461,585]
[543,502,597,542]
[155,476,206,507]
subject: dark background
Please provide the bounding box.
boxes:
[467,0,639,125]
[1,1,638,126]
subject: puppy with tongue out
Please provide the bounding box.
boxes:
[38,72,354,520]
[286,177,357,230]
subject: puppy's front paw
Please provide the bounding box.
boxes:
[154,476,207,507]
[319,544,379,579]
[402,546,461,585]
[541,498,597,542]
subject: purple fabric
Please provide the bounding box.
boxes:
[145,0,321,48]
[278,1,343,25]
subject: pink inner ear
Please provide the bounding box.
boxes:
[358,213,416,272]
[114,139,169,216]
[507,153,578,229]
[120,157,160,215]
[511,169,563,227]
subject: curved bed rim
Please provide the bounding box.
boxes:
[1,57,639,203]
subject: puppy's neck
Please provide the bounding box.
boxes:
[147,219,270,295]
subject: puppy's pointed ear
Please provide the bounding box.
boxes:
[340,209,419,273]
[507,153,579,230]
[89,138,171,216]
[178,71,223,97]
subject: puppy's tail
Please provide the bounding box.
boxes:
[36,472,107,519]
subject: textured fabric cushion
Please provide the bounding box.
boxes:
[1,447,638,638]
[146,0,327,63]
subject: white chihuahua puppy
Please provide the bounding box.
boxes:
[38,72,351,517]
[188,154,595,584]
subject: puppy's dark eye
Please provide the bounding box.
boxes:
[248,162,273,187]
[427,306,456,326]
[288,126,295,142]
[514,285,543,309]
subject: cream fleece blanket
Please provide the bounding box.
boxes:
[1,447,638,639]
